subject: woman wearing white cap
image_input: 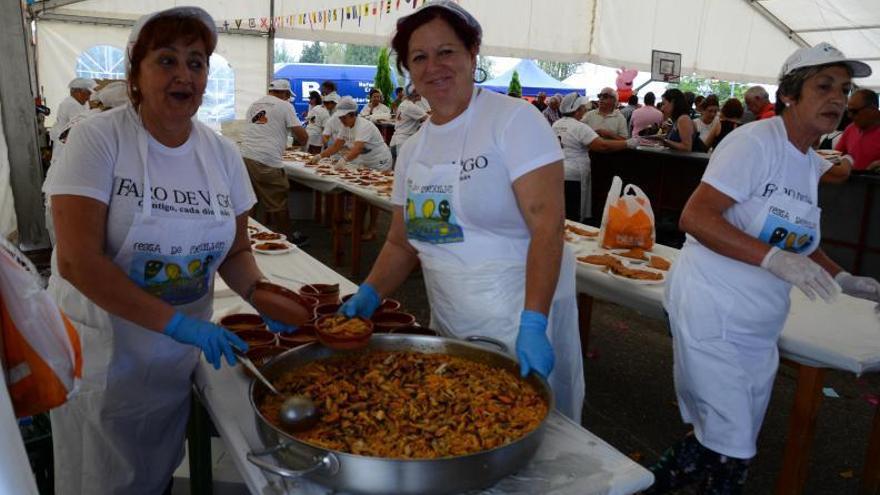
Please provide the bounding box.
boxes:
[389,86,429,159]
[44,8,310,494]
[339,1,585,421]
[552,92,638,222]
[646,43,879,494]
[312,95,392,171]
[51,77,95,143]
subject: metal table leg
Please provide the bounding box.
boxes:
[861,405,880,494]
[577,293,594,358]
[775,361,826,495]
[187,391,213,495]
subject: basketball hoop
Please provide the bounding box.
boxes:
[651,49,682,84]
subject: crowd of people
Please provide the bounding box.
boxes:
[29,2,880,495]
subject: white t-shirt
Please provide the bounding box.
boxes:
[693,116,718,143]
[360,103,391,118]
[676,117,832,319]
[322,112,342,138]
[582,109,628,138]
[392,90,563,267]
[417,98,431,113]
[335,117,392,170]
[390,99,428,147]
[552,117,599,181]
[52,96,88,142]
[240,95,302,167]
[305,105,330,146]
[45,106,256,260]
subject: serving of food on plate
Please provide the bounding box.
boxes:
[577,253,619,268]
[253,241,294,255]
[565,223,598,238]
[608,261,664,283]
[615,247,649,262]
[647,255,671,271]
[250,231,285,241]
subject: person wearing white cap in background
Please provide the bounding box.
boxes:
[389,86,429,160]
[51,77,96,142]
[360,87,392,121]
[240,78,309,246]
[582,86,629,139]
[45,8,312,495]
[87,88,102,110]
[303,91,329,153]
[645,42,878,494]
[552,92,638,223]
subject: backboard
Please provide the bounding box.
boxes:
[651,50,682,83]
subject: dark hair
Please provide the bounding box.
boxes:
[703,94,720,109]
[662,89,689,120]
[369,88,382,98]
[684,91,696,106]
[775,62,853,114]
[321,80,337,93]
[628,95,638,105]
[720,98,744,119]
[644,92,656,106]
[395,87,404,94]
[854,88,879,109]
[391,7,481,74]
[308,91,322,105]
[128,15,214,109]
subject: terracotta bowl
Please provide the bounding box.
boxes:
[315,302,342,318]
[370,311,417,333]
[314,315,373,350]
[340,295,401,313]
[251,281,318,324]
[235,329,276,348]
[219,313,266,333]
[299,283,341,305]
[277,324,318,348]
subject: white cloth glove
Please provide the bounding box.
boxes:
[834,271,880,302]
[761,247,841,303]
[625,137,639,149]
[335,157,348,169]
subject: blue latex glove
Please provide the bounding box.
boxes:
[163,312,248,370]
[260,313,298,334]
[515,310,555,378]
[339,283,382,318]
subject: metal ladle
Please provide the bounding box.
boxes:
[234,349,318,430]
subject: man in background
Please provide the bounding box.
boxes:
[630,92,664,137]
[837,88,880,171]
[51,77,95,143]
[532,92,548,112]
[620,94,639,125]
[744,86,776,120]
[240,79,310,245]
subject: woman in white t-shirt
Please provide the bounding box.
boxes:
[646,44,878,494]
[43,9,311,494]
[360,88,392,120]
[553,92,637,222]
[389,89,429,159]
[691,94,719,144]
[338,2,585,422]
[313,96,392,171]
[304,91,329,153]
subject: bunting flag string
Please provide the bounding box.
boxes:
[219,0,460,33]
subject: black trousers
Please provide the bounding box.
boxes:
[564,180,581,222]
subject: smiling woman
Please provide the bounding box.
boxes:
[44,7,310,495]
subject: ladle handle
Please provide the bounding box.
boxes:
[465,335,508,354]
[234,349,280,395]
[247,445,339,478]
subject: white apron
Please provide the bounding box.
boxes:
[404,90,585,421]
[665,166,821,459]
[48,109,235,495]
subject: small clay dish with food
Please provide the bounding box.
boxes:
[371,311,417,333]
[219,313,266,333]
[235,329,276,348]
[315,314,373,350]
[277,324,318,348]
[299,283,340,305]
[251,282,318,324]
[314,302,342,318]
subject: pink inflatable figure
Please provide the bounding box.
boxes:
[616,67,638,104]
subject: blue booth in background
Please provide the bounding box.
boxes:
[273,63,399,118]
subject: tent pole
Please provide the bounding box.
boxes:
[0,1,48,247]
[267,0,275,86]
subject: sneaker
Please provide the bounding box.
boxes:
[289,231,310,247]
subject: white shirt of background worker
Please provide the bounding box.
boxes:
[360,88,392,120]
[52,77,96,143]
[553,92,637,222]
[304,92,330,152]
[311,96,392,171]
[389,89,429,152]
[321,92,342,149]
[240,79,307,168]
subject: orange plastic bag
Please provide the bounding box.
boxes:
[599,176,656,250]
[0,238,81,417]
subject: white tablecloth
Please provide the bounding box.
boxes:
[568,222,880,375]
[282,160,395,211]
[198,230,653,495]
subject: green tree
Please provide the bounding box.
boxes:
[374,48,394,105]
[323,43,346,64]
[345,44,381,66]
[299,41,323,63]
[508,70,522,97]
[536,60,579,81]
[273,40,296,64]
[672,75,747,102]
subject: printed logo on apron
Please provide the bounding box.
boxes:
[755,204,817,253]
[405,181,464,244]
[129,250,223,305]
